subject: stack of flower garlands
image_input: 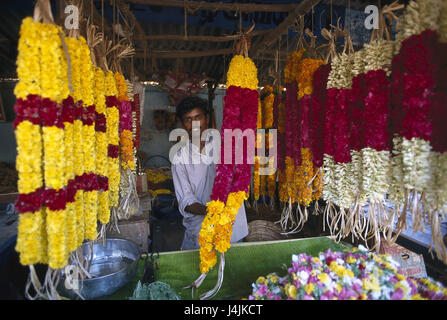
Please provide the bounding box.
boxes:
[248,247,447,300]
[295,0,447,263]
[389,0,447,263]
[321,35,395,250]
[115,73,139,221]
[13,9,137,298]
[187,54,258,299]
[251,85,276,208]
[278,48,324,234]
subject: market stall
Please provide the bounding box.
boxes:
[1,0,447,301]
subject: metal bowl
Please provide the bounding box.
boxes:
[58,238,140,299]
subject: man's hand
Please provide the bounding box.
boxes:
[185,203,207,216]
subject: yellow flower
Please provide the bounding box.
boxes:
[16,210,46,266]
[305,283,315,295]
[75,191,85,247]
[256,276,266,285]
[84,191,98,240]
[318,272,329,283]
[226,55,258,90]
[46,209,68,269]
[411,294,426,300]
[15,18,41,99]
[115,72,128,102]
[120,129,135,170]
[42,126,65,190]
[15,121,43,194]
[267,274,279,284]
[285,284,297,299]
[346,256,357,264]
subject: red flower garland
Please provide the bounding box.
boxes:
[81,105,96,126]
[108,144,120,158]
[132,93,141,149]
[119,100,133,133]
[310,64,331,168]
[332,88,352,164]
[394,30,439,142]
[13,95,41,127]
[211,85,242,203]
[349,73,367,152]
[95,112,107,133]
[231,87,259,194]
[363,70,391,151]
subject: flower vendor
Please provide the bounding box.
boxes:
[171,96,248,250]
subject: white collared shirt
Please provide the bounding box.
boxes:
[171,137,248,250]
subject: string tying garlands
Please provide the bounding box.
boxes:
[186,54,258,299]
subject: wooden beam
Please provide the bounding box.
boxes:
[135,48,233,59]
[134,47,288,59]
[250,0,321,57]
[135,29,271,42]
[120,0,299,13]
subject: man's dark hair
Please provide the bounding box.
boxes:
[176,96,209,121]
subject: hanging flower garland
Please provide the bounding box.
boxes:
[79,37,98,241]
[295,58,324,208]
[94,67,110,225]
[61,96,77,252]
[264,86,277,206]
[277,95,288,204]
[115,72,135,171]
[197,55,258,276]
[278,49,305,232]
[309,64,331,204]
[322,52,356,240]
[65,36,85,247]
[132,93,141,150]
[14,17,46,266]
[39,22,69,270]
[105,71,120,214]
[391,26,447,263]
[252,99,262,204]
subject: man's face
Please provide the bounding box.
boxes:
[181,107,208,138]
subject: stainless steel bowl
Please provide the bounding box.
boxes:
[58,238,140,299]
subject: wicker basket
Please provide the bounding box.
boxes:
[244,220,289,242]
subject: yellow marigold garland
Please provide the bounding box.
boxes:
[14,17,40,99]
[15,121,46,265]
[63,116,77,252]
[295,148,314,206]
[226,55,258,90]
[106,71,120,211]
[94,67,110,224]
[40,23,69,269]
[284,49,306,84]
[66,36,85,246]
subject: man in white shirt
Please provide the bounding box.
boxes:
[171,96,248,250]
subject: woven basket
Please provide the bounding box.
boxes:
[244,220,289,242]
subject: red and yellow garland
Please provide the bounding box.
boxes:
[198,55,258,274]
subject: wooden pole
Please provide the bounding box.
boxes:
[111,0,300,13]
